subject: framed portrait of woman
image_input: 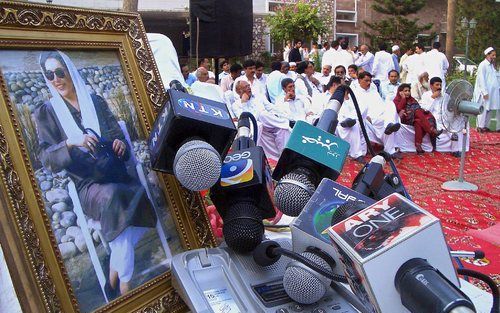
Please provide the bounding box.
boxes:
[0,2,215,313]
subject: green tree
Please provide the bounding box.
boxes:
[364,0,433,49]
[455,0,500,63]
[265,1,328,45]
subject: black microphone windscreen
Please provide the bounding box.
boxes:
[169,79,187,93]
[331,200,369,226]
[223,202,264,253]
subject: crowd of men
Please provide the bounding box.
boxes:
[179,40,498,163]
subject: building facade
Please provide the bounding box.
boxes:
[26,0,447,57]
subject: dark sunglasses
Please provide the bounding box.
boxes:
[45,68,66,81]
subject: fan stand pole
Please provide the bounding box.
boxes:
[442,118,478,191]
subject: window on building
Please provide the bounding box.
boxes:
[336,10,356,23]
[267,0,291,13]
[336,33,359,47]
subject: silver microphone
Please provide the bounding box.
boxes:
[173,139,221,191]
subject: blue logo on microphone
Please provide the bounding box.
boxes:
[220,159,254,186]
[177,98,230,120]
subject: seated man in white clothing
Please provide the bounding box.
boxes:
[190,67,224,103]
[322,76,367,163]
[380,70,401,101]
[233,80,291,161]
[420,77,465,156]
[315,64,332,91]
[352,72,402,159]
[275,78,314,124]
[233,59,265,99]
[295,61,322,99]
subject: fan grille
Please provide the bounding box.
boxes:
[441,79,473,133]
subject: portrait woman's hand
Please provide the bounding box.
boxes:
[112,139,126,157]
[66,133,98,152]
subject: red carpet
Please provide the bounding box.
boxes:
[205,130,499,290]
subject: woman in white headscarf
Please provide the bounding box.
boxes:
[34,50,156,298]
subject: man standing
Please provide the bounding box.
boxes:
[406,43,426,85]
[372,42,396,83]
[391,45,401,73]
[218,60,230,83]
[380,70,401,101]
[474,47,499,132]
[424,42,449,84]
[289,40,303,63]
[399,47,413,83]
[334,41,355,71]
[322,40,340,68]
[353,72,402,159]
[355,44,375,74]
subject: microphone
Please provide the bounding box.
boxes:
[210,113,275,253]
[290,178,374,278]
[272,87,351,216]
[253,240,369,312]
[352,154,406,200]
[396,258,476,313]
[329,193,476,313]
[148,86,236,191]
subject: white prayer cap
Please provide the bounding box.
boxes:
[392,45,400,52]
[289,62,297,66]
[484,47,495,55]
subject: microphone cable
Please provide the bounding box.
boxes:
[456,268,499,313]
[346,86,411,200]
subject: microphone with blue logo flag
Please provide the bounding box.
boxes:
[210,112,276,253]
[148,85,236,191]
[272,85,351,216]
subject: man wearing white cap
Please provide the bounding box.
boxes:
[424,42,449,85]
[391,45,401,73]
[474,47,499,132]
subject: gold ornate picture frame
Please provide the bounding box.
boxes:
[0,1,215,312]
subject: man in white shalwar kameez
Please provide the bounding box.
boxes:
[420,77,465,154]
[275,78,314,123]
[372,42,396,84]
[405,43,427,86]
[474,47,499,132]
[233,80,291,161]
[316,76,366,162]
[424,42,449,86]
[352,72,402,159]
